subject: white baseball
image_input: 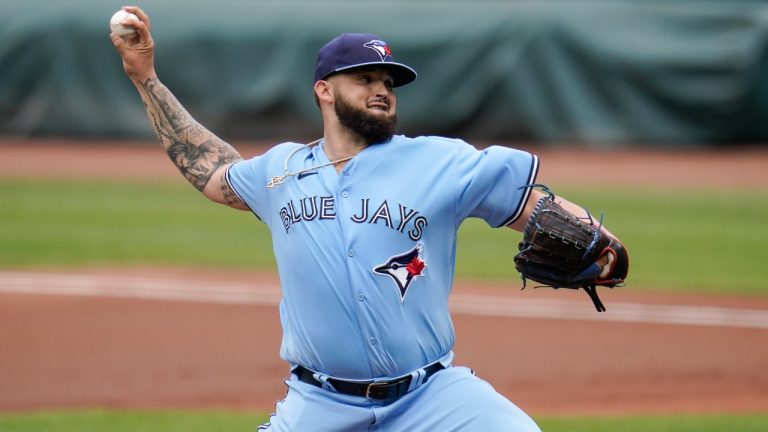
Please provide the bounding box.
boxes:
[109,10,139,37]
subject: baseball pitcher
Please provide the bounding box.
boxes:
[111,6,628,431]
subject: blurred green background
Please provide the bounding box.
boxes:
[2,0,768,145]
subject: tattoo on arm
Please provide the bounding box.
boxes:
[137,78,243,191]
[220,169,245,207]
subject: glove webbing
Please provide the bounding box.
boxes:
[516,185,612,312]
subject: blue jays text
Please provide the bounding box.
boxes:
[279,196,429,240]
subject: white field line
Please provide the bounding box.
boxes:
[1,271,767,329]
[0,271,281,305]
[448,295,768,329]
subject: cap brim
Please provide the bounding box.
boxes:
[331,62,417,87]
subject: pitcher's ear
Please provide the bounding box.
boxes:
[314,80,334,106]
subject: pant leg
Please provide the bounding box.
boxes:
[258,376,377,432]
[373,366,541,432]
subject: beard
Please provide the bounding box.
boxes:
[334,93,398,145]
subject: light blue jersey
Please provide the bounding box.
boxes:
[227,135,539,381]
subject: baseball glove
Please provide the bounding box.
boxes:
[514,190,629,312]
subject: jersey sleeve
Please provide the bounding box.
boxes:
[225,146,288,223]
[455,144,540,227]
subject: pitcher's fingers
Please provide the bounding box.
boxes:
[110,31,127,52]
[123,6,151,30]
[121,17,150,43]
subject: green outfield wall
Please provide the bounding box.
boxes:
[2,0,767,146]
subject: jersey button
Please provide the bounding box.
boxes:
[341,191,350,198]
[347,250,355,257]
[369,337,377,345]
[357,293,365,302]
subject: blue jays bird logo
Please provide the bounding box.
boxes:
[373,244,427,302]
[363,40,392,61]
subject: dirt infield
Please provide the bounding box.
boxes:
[1,140,767,416]
[3,139,768,189]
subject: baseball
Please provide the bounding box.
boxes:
[109,10,138,37]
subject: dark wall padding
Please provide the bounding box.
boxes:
[2,0,767,146]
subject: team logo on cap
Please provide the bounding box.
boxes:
[373,244,427,302]
[364,40,392,61]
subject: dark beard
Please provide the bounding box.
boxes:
[334,94,397,145]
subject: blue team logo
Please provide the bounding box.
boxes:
[373,244,427,302]
[363,40,392,61]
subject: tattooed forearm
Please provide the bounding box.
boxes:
[137,78,243,191]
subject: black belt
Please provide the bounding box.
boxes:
[293,362,445,400]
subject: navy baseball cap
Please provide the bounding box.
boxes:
[314,33,417,87]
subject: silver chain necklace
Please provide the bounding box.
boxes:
[266,139,354,189]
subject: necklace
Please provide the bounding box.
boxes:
[266,139,354,188]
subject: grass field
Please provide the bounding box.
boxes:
[1,178,766,295]
[0,410,766,432]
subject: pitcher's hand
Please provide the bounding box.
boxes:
[110,6,156,82]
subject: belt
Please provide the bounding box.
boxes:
[293,362,445,400]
